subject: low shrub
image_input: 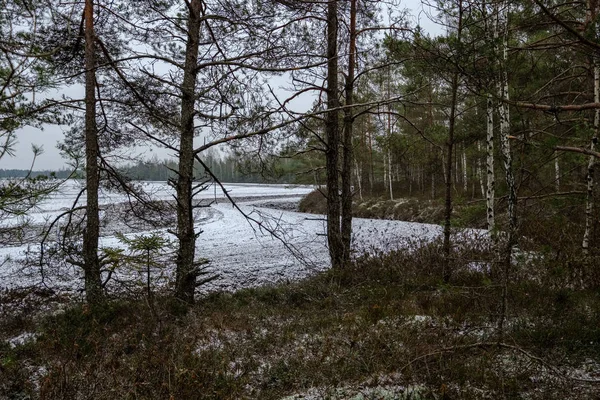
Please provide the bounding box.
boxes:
[297,188,327,214]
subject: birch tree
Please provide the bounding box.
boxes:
[486,94,495,232]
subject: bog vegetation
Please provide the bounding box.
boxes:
[1,0,600,398]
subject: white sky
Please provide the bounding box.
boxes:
[1,0,443,171]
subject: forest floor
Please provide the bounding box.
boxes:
[2,240,600,399]
[2,189,599,399]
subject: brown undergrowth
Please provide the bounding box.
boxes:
[1,241,600,399]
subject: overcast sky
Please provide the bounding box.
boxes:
[1,0,444,171]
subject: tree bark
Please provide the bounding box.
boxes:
[462,147,468,193]
[477,141,485,198]
[582,0,599,255]
[486,94,495,232]
[83,0,103,305]
[175,0,202,303]
[554,151,561,192]
[583,57,599,255]
[386,63,394,201]
[496,5,517,341]
[443,0,463,283]
[340,0,357,265]
[325,0,343,269]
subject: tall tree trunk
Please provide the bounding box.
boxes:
[554,151,561,192]
[83,0,103,305]
[443,0,463,283]
[368,119,374,195]
[583,57,599,255]
[486,94,495,232]
[462,147,468,193]
[388,148,393,200]
[383,154,388,191]
[496,6,517,340]
[477,141,486,198]
[340,0,357,264]
[359,128,369,197]
[355,159,362,200]
[175,0,202,303]
[325,0,343,269]
[455,148,459,188]
[386,63,394,201]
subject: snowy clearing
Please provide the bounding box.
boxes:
[0,180,472,295]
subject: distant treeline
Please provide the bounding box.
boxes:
[0,169,74,179]
[1,154,308,184]
[118,155,306,184]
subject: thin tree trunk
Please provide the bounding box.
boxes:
[455,148,459,188]
[496,6,517,341]
[462,147,468,193]
[583,57,599,255]
[388,147,393,200]
[386,63,394,201]
[442,148,447,185]
[486,94,495,232]
[326,0,343,269]
[355,159,362,200]
[472,164,476,198]
[340,0,356,264]
[175,0,202,303]
[443,0,463,283]
[83,0,103,305]
[554,151,561,192]
[477,141,486,198]
[409,165,413,195]
[360,128,369,197]
[369,120,374,195]
[383,154,387,190]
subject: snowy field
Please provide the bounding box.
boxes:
[0,180,448,296]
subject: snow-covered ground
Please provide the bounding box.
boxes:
[0,180,447,295]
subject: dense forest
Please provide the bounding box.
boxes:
[1,0,600,398]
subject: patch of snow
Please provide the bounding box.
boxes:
[281,383,428,400]
[568,358,600,382]
[408,315,433,324]
[7,331,37,348]
[0,181,484,295]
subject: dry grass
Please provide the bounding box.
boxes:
[2,242,600,399]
